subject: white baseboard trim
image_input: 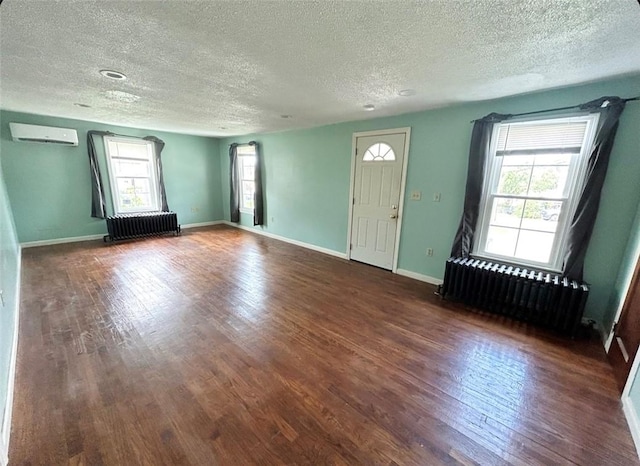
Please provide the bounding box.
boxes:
[181,220,225,229]
[222,222,446,282]
[605,332,614,353]
[1,246,21,466]
[223,221,348,260]
[20,220,226,249]
[20,233,105,248]
[623,395,640,460]
[396,268,443,286]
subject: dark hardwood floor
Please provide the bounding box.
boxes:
[10,225,638,465]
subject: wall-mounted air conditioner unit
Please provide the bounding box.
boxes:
[9,123,79,146]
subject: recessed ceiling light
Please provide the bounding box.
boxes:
[363,104,376,111]
[100,70,127,80]
[74,103,91,108]
[398,89,416,97]
[280,114,292,119]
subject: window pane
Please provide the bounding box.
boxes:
[520,200,562,233]
[502,155,534,166]
[242,180,255,209]
[114,159,150,177]
[116,178,153,210]
[527,166,569,197]
[490,198,524,228]
[515,230,555,263]
[533,153,572,166]
[496,166,531,195]
[363,143,396,161]
[485,226,518,257]
[241,156,255,181]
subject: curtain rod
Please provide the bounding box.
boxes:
[229,142,255,147]
[89,130,159,140]
[470,96,639,123]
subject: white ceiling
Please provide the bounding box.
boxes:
[1,0,639,137]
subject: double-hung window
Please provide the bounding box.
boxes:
[104,136,160,214]
[237,145,256,213]
[474,114,599,271]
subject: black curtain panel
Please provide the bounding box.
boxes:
[563,97,627,280]
[450,113,511,258]
[87,130,111,219]
[249,141,264,226]
[142,136,170,212]
[229,143,241,223]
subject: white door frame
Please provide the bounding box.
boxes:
[346,127,411,273]
[622,350,640,459]
[605,241,640,352]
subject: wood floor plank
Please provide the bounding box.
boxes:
[9,225,638,465]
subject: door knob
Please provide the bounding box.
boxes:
[390,214,397,219]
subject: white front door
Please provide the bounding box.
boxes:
[349,132,407,270]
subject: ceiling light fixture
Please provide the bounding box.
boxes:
[74,103,91,108]
[100,69,127,80]
[363,104,376,111]
[398,89,416,97]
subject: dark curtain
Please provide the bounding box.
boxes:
[87,130,112,219]
[450,113,511,257]
[229,143,240,222]
[143,136,169,212]
[249,141,264,226]
[563,97,627,280]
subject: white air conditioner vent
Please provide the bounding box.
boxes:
[9,123,79,146]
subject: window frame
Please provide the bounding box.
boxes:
[473,113,600,272]
[237,145,256,214]
[103,136,161,215]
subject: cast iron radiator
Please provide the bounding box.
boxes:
[440,257,589,336]
[104,212,180,242]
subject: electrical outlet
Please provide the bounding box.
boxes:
[410,190,422,201]
[426,248,433,257]
[191,207,200,213]
[433,192,441,202]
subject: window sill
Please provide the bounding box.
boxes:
[470,253,562,275]
[116,210,161,215]
[239,208,253,215]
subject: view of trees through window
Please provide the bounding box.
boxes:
[497,158,566,220]
[105,137,159,214]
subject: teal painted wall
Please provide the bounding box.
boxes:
[0,152,20,436]
[0,111,224,243]
[220,75,640,326]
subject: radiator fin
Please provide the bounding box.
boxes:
[105,212,180,242]
[441,257,589,337]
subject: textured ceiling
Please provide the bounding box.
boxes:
[1,0,639,137]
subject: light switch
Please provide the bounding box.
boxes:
[433,192,441,202]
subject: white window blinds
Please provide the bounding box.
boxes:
[496,120,589,155]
